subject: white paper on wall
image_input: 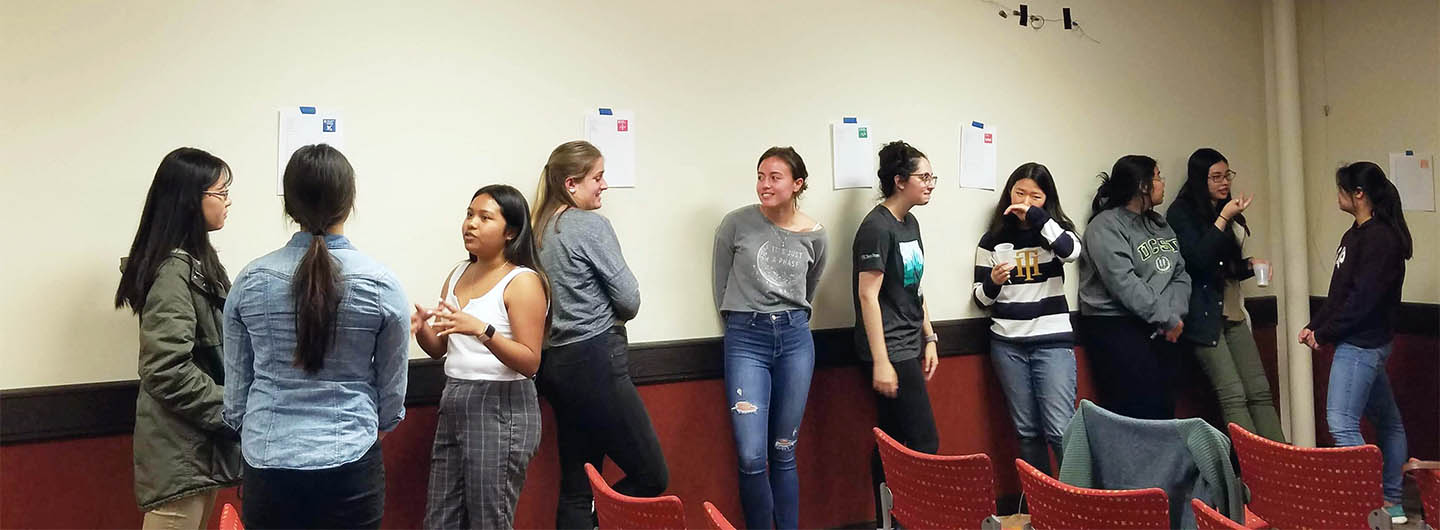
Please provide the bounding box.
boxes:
[831,118,874,190]
[1390,151,1435,211]
[277,106,344,195]
[959,120,997,191]
[584,108,637,188]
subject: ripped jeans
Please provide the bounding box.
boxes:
[723,310,815,530]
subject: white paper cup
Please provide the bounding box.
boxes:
[994,243,1016,267]
[1255,263,1271,287]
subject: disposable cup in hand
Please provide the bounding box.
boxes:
[993,243,1016,267]
[1255,263,1271,287]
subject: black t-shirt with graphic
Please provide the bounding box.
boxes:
[852,205,925,362]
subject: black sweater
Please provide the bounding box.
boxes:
[1308,219,1407,347]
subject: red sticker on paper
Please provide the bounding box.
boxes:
[617,120,629,132]
[1422,159,1430,169]
[984,133,993,144]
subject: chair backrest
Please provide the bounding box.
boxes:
[1409,459,1440,529]
[1228,423,1383,529]
[1191,499,1246,530]
[219,503,243,530]
[702,501,737,530]
[873,427,996,530]
[1017,458,1170,530]
[586,463,687,530]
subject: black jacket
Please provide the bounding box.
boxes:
[1167,201,1253,346]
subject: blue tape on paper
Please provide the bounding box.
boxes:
[843,117,857,124]
[972,121,984,128]
[1406,150,1414,156]
[300,106,316,114]
[599,108,613,115]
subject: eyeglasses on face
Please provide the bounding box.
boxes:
[909,173,939,185]
[1208,169,1237,183]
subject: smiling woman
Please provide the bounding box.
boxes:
[711,146,827,530]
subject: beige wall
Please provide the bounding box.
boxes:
[0,0,1273,389]
[1297,0,1440,302]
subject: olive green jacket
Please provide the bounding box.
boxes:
[133,249,241,510]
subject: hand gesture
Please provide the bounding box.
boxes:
[432,300,490,339]
[411,303,436,335]
[1003,203,1029,222]
[1222,194,1253,219]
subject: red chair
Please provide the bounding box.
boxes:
[1193,499,1246,530]
[702,501,736,530]
[585,463,687,530]
[219,503,243,530]
[1406,459,1440,529]
[1016,458,1170,529]
[873,427,995,530]
[1228,423,1389,529]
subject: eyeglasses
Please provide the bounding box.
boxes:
[1208,169,1237,183]
[203,189,230,200]
[909,173,939,185]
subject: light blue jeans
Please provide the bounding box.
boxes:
[990,340,1077,475]
[1326,341,1407,503]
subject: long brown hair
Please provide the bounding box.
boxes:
[531,140,602,248]
[283,144,355,373]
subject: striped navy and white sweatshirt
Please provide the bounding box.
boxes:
[972,206,1082,345]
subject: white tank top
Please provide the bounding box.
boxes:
[442,263,535,381]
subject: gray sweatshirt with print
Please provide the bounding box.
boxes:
[1078,207,1192,330]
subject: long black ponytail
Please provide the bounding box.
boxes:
[1337,161,1412,259]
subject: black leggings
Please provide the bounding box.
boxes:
[870,356,940,526]
[537,327,670,529]
[1077,315,1181,420]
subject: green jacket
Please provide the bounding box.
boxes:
[133,250,241,511]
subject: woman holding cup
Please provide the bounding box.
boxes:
[973,162,1081,477]
[1167,148,1285,441]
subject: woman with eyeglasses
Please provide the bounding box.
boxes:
[116,148,242,530]
[1077,155,1191,420]
[1167,148,1284,442]
[853,140,940,526]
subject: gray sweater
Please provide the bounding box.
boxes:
[1078,207,1191,329]
[712,205,828,314]
[537,209,641,347]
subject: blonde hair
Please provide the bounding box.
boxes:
[532,140,603,247]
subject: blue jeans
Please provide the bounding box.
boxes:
[1326,341,1407,503]
[723,310,815,530]
[990,340,1077,475]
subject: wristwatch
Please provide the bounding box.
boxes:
[925,333,939,344]
[482,324,496,341]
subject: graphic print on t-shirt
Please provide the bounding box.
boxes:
[898,239,924,287]
[756,238,806,298]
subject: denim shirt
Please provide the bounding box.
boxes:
[222,233,409,470]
